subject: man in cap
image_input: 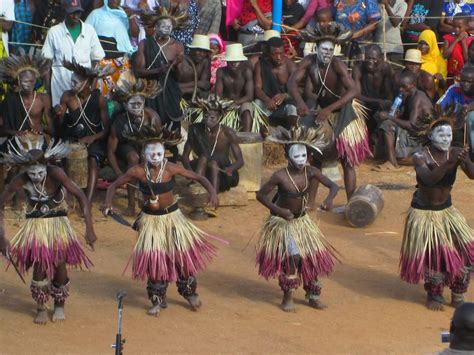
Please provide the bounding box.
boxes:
[178,34,211,100]
[42,0,105,107]
[215,43,255,132]
[393,49,437,101]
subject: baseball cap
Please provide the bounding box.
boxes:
[62,0,84,14]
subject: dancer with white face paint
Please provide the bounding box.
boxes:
[288,24,371,207]
[54,60,111,202]
[256,126,339,312]
[107,72,162,216]
[400,118,474,311]
[0,136,96,325]
[103,131,220,317]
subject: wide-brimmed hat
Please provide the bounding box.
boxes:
[403,49,424,64]
[225,44,248,62]
[264,30,280,41]
[62,0,84,14]
[188,34,211,51]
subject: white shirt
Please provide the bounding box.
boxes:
[0,0,15,56]
[42,21,105,106]
[375,0,407,55]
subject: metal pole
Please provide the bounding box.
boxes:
[272,0,283,32]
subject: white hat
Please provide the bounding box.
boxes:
[187,34,211,51]
[403,49,424,64]
[264,30,280,41]
[225,43,248,62]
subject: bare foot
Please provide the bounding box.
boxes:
[34,309,48,325]
[123,206,136,217]
[451,293,465,308]
[372,161,401,172]
[52,306,66,322]
[426,295,445,311]
[147,304,161,316]
[281,291,296,313]
[308,299,327,310]
[185,295,202,311]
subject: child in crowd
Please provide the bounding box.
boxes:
[282,0,306,57]
[209,34,226,92]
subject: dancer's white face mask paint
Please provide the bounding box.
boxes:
[18,71,36,94]
[289,144,307,169]
[156,19,173,37]
[144,143,165,167]
[316,40,335,65]
[430,125,452,152]
[127,95,145,116]
[27,164,47,184]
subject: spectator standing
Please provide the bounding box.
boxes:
[442,14,473,81]
[32,0,65,44]
[42,0,105,106]
[123,0,159,46]
[86,0,135,55]
[403,0,443,45]
[291,0,332,30]
[439,0,474,36]
[11,0,34,54]
[196,0,221,35]
[375,0,407,64]
[0,0,15,57]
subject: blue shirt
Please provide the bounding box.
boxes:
[334,0,381,32]
[442,1,474,19]
[437,83,474,113]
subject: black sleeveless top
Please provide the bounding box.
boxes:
[139,177,175,195]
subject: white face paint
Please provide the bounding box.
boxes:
[289,144,307,169]
[27,164,47,184]
[18,71,36,93]
[316,40,335,65]
[126,95,145,117]
[144,142,165,166]
[430,125,453,152]
[71,73,88,93]
[156,19,173,38]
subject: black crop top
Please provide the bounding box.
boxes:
[139,177,175,195]
[416,167,457,188]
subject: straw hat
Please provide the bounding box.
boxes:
[225,44,248,62]
[264,30,280,41]
[403,49,424,64]
[188,34,211,51]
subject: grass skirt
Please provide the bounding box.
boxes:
[400,206,474,284]
[256,214,338,283]
[9,216,93,280]
[131,209,217,281]
[334,100,372,167]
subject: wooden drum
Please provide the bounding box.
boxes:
[66,143,88,189]
[345,184,384,228]
[236,132,263,199]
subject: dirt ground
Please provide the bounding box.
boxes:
[1,161,473,354]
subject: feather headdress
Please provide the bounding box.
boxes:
[63,59,115,79]
[112,71,161,102]
[191,95,236,113]
[267,125,329,154]
[124,124,183,147]
[139,4,188,30]
[0,134,71,166]
[0,53,52,82]
[302,22,353,45]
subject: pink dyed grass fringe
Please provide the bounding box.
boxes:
[336,133,372,167]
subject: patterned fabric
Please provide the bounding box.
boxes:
[32,0,65,44]
[405,0,443,42]
[238,0,272,26]
[12,0,33,53]
[197,0,222,34]
[334,0,381,32]
[442,0,474,18]
[171,0,200,49]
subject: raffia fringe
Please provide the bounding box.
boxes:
[131,209,217,281]
[335,100,372,167]
[9,217,93,280]
[256,214,338,283]
[400,206,474,284]
[183,101,268,133]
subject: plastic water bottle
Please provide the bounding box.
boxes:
[389,94,403,118]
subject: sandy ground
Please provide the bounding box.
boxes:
[1,161,474,355]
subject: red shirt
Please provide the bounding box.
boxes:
[238,0,272,26]
[443,34,473,77]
